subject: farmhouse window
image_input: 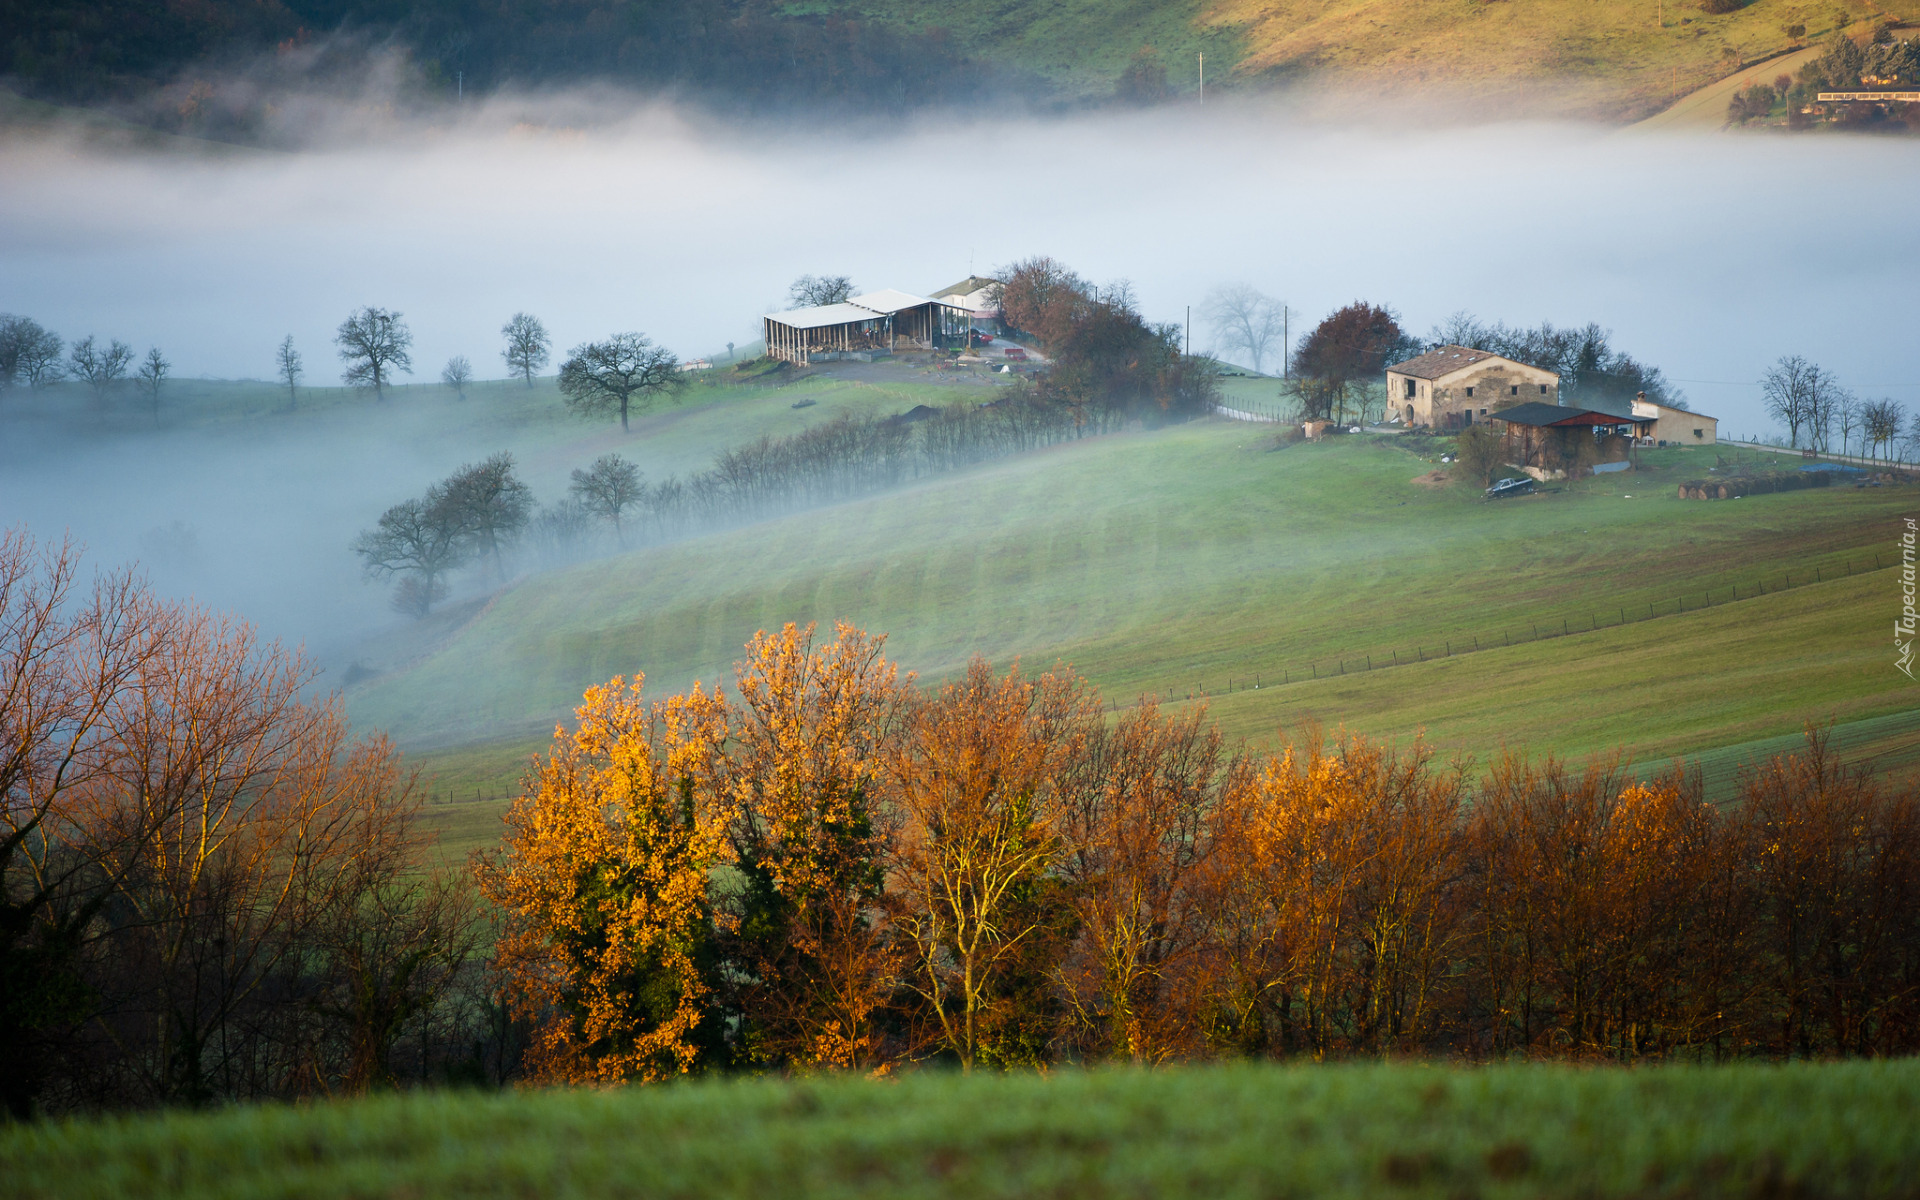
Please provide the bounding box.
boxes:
[1694,428,1704,438]
[1539,384,1548,394]
[1403,377,1416,399]
[1510,385,1519,395]
[1466,386,1475,398]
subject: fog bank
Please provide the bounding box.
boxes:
[5,99,1917,430]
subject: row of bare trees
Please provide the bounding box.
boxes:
[1,533,485,1118]
[481,624,1920,1083]
[1763,355,1909,459]
[531,395,1097,566]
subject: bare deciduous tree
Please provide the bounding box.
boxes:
[68,335,132,403]
[1201,284,1288,375]
[1,316,64,390]
[441,355,473,400]
[276,335,302,409]
[1863,397,1905,461]
[1836,391,1862,457]
[788,275,855,308]
[439,452,534,583]
[136,347,169,419]
[1762,355,1822,449]
[501,313,550,387]
[568,453,645,545]
[558,333,685,432]
[0,532,168,1118]
[335,307,414,401]
[352,494,470,617]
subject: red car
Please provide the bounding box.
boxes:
[1002,347,1028,361]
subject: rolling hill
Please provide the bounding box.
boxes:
[316,368,1918,855]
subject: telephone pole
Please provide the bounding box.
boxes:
[1198,52,1205,104]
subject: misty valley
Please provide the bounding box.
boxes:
[4,35,1920,1200]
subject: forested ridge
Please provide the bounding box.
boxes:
[0,0,998,124]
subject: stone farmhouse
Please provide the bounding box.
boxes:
[1385,346,1560,430]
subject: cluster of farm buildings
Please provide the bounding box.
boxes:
[1384,345,1717,475]
[762,277,998,366]
[758,278,1717,476]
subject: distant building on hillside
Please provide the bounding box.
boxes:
[1385,345,1560,430]
[1632,392,1718,445]
[1486,402,1653,477]
[763,288,968,366]
[929,276,1002,323]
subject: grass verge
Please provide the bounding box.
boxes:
[7,1061,1920,1199]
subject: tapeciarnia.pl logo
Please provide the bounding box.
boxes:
[1899,517,1916,679]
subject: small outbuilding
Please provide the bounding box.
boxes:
[1631,393,1718,446]
[1486,402,1653,476]
[1386,346,1561,430]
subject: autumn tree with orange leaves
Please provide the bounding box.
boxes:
[723,622,907,1072]
[886,659,1096,1071]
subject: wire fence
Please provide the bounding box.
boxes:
[1129,555,1899,706]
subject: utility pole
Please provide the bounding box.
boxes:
[1185,306,1191,356]
[456,70,463,100]
[1282,305,1290,379]
[1199,52,1204,104]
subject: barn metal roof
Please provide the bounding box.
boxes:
[764,302,887,330]
[848,288,947,315]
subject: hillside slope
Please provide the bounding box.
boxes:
[346,413,1914,795]
[841,0,1919,117]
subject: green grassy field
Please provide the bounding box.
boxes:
[324,385,1918,862]
[7,1061,1920,1199]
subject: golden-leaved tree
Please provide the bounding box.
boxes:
[476,676,732,1083]
[724,622,906,1071]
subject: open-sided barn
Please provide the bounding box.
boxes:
[764,289,969,365]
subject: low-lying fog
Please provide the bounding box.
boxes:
[4,96,1917,700]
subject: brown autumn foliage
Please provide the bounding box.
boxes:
[479,628,1920,1081]
[1,530,478,1118]
[723,622,906,1072]
[13,558,1919,1114]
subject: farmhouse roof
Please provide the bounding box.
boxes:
[848,288,954,315]
[1386,345,1499,380]
[930,276,999,300]
[1488,402,1643,428]
[764,302,888,330]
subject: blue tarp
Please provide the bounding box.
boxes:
[1800,463,1865,473]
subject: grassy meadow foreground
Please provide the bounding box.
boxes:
[6,1062,1920,1199]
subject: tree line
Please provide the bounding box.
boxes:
[482,622,1920,1082]
[2,0,1004,138]
[1,315,171,417]
[1,532,487,1118]
[1763,354,1909,460]
[8,550,1917,1117]
[353,388,1115,616]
